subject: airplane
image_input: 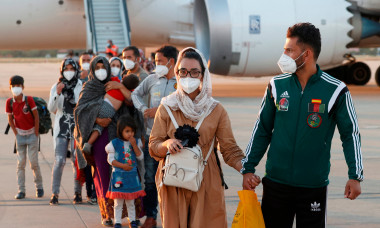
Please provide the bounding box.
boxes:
[1,0,380,86]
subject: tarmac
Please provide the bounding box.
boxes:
[0,59,380,227]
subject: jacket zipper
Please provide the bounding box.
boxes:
[291,80,307,184]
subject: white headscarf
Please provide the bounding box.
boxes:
[161,47,218,122]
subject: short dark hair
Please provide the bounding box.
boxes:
[117,115,137,139]
[122,74,140,91]
[10,75,24,86]
[156,45,179,63]
[287,23,321,60]
[80,51,90,57]
[182,50,205,75]
[122,46,140,57]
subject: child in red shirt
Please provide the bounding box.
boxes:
[6,75,43,199]
[82,74,140,154]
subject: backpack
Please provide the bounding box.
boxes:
[5,96,52,135]
[161,103,214,192]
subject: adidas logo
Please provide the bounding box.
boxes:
[311,201,321,212]
[280,91,289,98]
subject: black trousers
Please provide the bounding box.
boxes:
[261,177,327,228]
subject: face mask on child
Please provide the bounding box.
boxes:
[11,87,22,96]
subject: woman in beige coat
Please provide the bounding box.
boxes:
[149,47,245,227]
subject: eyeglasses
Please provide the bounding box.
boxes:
[177,69,201,78]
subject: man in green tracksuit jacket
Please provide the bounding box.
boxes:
[242,23,363,228]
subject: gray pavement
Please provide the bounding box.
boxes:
[1,94,379,227]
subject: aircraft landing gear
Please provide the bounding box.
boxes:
[375,66,380,86]
[348,62,371,85]
[324,54,371,86]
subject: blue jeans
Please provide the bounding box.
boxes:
[51,137,82,195]
[143,134,158,219]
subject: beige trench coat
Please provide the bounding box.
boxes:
[149,103,244,228]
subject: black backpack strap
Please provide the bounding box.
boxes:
[213,147,228,190]
[25,96,35,119]
[5,99,13,135]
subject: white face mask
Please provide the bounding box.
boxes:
[123,59,135,70]
[179,77,201,94]
[11,87,23,96]
[155,62,171,77]
[95,69,108,81]
[82,62,90,71]
[63,70,75,81]
[111,67,120,76]
[277,51,306,74]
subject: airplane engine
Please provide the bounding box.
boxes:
[194,0,354,77]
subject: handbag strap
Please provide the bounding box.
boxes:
[195,102,213,131]
[203,137,215,165]
[163,104,179,129]
[163,102,213,130]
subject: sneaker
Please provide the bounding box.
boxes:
[36,189,44,198]
[73,192,82,204]
[87,196,97,205]
[82,143,92,155]
[50,194,59,205]
[102,218,113,227]
[130,220,138,228]
[114,223,122,228]
[15,192,25,199]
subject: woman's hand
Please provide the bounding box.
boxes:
[95,118,112,128]
[105,81,122,92]
[56,82,65,95]
[122,163,133,171]
[163,139,183,154]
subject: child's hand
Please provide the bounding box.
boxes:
[129,136,137,146]
[122,163,132,171]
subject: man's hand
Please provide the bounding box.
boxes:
[344,179,361,200]
[56,82,65,95]
[144,107,158,118]
[122,164,133,171]
[242,173,261,190]
[95,118,112,128]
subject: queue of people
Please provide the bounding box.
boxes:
[6,22,363,228]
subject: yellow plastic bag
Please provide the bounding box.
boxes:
[231,190,265,228]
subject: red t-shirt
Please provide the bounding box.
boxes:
[107,77,124,101]
[6,95,37,135]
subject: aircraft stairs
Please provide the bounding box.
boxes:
[84,0,131,54]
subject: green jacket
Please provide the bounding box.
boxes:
[241,65,363,188]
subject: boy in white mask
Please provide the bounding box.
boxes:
[6,75,43,200]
